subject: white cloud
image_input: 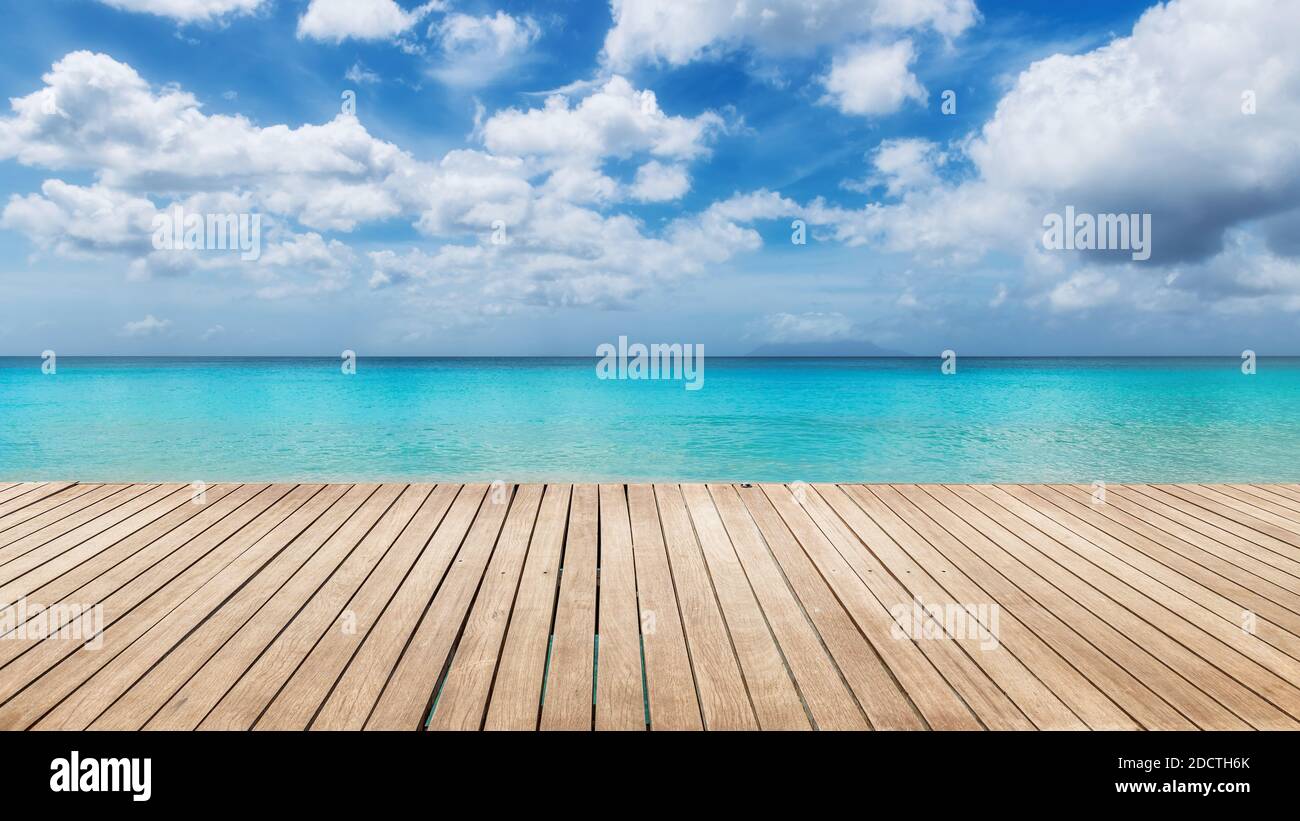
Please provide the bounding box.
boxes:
[482,76,722,165]
[816,0,1300,313]
[0,51,416,231]
[121,315,172,337]
[1047,271,1121,313]
[95,0,265,23]
[603,0,978,69]
[820,40,927,117]
[539,165,619,205]
[369,190,789,309]
[297,0,436,43]
[439,11,538,56]
[406,149,532,235]
[989,283,1008,308]
[201,324,225,340]
[0,51,790,314]
[1,180,158,257]
[847,137,945,195]
[344,62,381,85]
[755,312,857,343]
[432,12,540,87]
[257,231,355,273]
[629,161,690,202]
[368,245,483,288]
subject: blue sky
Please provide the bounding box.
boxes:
[1,0,1298,355]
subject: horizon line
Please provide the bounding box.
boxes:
[1,354,1294,360]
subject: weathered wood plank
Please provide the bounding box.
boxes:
[2,482,1298,732]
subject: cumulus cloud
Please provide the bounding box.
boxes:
[603,0,978,69]
[297,0,437,43]
[1047,271,1122,313]
[851,138,946,196]
[811,0,1300,313]
[482,76,722,165]
[820,40,927,117]
[628,161,690,202]
[369,189,789,308]
[431,12,541,88]
[95,0,265,23]
[121,315,172,337]
[479,75,721,206]
[1,180,158,257]
[0,51,422,232]
[754,312,857,343]
[0,51,790,313]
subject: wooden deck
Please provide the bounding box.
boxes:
[1,480,1299,730]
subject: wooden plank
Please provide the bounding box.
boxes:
[0,484,334,728]
[968,485,1296,729]
[363,486,512,730]
[1219,484,1300,517]
[1240,484,1300,509]
[483,484,571,730]
[903,484,1194,729]
[427,484,544,731]
[812,484,1031,730]
[708,484,867,730]
[679,484,809,730]
[0,484,284,672]
[0,483,80,522]
[1108,485,1300,590]
[0,484,127,548]
[1184,485,1300,543]
[0,485,245,619]
[539,484,598,731]
[741,485,922,729]
[840,484,1084,730]
[30,484,372,730]
[651,484,756,730]
[0,483,35,503]
[250,484,461,730]
[181,485,435,730]
[868,485,1130,729]
[937,484,1248,729]
[0,483,89,530]
[309,485,488,730]
[85,485,395,730]
[1058,485,1300,618]
[762,484,978,730]
[625,484,702,731]
[593,484,646,730]
[1034,485,1300,661]
[0,484,190,593]
[156,485,432,730]
[0,484,141,557]
[1139,485,1300,562]
[994,485,1300,711]
[1,481,1297,732]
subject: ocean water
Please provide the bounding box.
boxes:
[1,356,1298,483]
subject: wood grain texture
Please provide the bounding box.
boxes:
[1,482,1297,732]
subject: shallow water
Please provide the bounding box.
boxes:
[1,357,1297,483]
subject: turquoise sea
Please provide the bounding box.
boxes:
[1,357,1298,483]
